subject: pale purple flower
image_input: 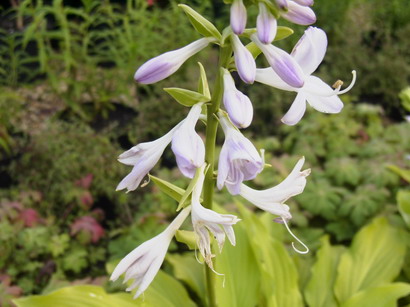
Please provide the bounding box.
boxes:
[116,123,182,192]
[251,33,305,88]
[217,114,263,195]
[191,166,239,269]
[292,0,314,6]
[275,0,288,10]
[134,38,211,84]
[231,34,256,84]
[257,2,277,44]
[110,206,191,299]
[281,1,316,25]
[222,69,253,129]
[230,0,247,35]
[171,103,205,178]
[255,27,356,125]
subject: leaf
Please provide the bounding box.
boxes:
[387,165,410,183]
[197,62,211,98]
[275,26,294,41]
[341,283,410,307]
[178,4,222,40]
[398,190,410,228]
[334,217,406,304]
[304,236,345,307]
[149,175,185,203]
[167,253,206,304]
[164,88,210,107]
[175,230,198,250]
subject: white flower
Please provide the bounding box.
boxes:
[255,27,356,125]
[231,34,256,84]
[217,114,263,195]
[191,165,239,269]
[110,206,191,298]
[222,69,253,128]
[281,1,316,25]
[171,103,205,178]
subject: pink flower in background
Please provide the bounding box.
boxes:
[70,216,105,244]
[75,174,93,189]
[19,208,42,227]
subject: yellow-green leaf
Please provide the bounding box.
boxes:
[175,230,198,250]
[149,175,185,202]
[164,87,210,107]
[197,62,211,99]
[398,190,410,228]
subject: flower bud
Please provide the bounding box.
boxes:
[230,0,247,35]
[134,38,211,84]
[292,0,314,6]
[275,0,288,10]
[281,1,316,25]
[231,34,256,84]
[223,70,253,129]
[257,2,277,44]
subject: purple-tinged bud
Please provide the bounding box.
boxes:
[171,103,205,178]
[292,0,314,6]
[257,2,278,44]
[223,69,253,129]
[230,0,247,35]
[231,34,256,84]
[275,0,288,10]
[281,1,316,25]
[134,38,211,84]
[251,34,305,88]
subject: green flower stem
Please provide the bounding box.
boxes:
[203,45,232,307]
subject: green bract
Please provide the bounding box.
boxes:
[164,88,210,107]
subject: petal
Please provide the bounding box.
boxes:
[133,256,164,299]
[257,2,277,44]
[293,0,314,6]
[255,68,295,91]
[230,0,247,34]
[305,93,344,114]
[232,35,256,84]
[281,92,307,125]
[223,89,254,129]
[217,144,230,190]
[281,1,316,26]
[291,27,327,75]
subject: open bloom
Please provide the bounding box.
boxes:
[255,27,356,125]
[110,206,191,299]
[134,38,211,84]
[217,114,263,195]
[281,1,316,25]
[231,34,256,84]
[251,33,305,88]
[222,69,253,129]
[257,2,277,44]
[239,157,310,220]
[230,0,247,35]
[116,123,182,192]
[191,166,239,269]
[171,103,205,178]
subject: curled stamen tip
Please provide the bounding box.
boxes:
[292,242,309,254]
[338,70,357,95]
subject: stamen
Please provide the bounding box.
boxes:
[338,70,356,95]
[281,217,309,254]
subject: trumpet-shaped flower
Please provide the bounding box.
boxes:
[134,38,211,84]
[116,123,182,192]
[239,157,310,220]
[257,2,277,44]
[255,27,356,125]
[110,206,191,299]
[217,114,263,195]
[251,33,305,88]
[230,0,247,35]
[281,1,316,25]
[171,103,205,178]
[222,70,253,128]
[191,166,239,268]
[231,34,256,84]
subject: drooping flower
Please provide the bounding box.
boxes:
[217,114,263,195]
[116,123,182,192]
[255,27,356,125]
[292,0,314,6]
[275,0,288,10]
[191,165,239,268]
[230,0,247,35]
[281,1,316,25]
[222,69,253,128]
[231,34,256,84]
[110,206,191,299]
[239,157,310,220]
[251,33,305,88]
[257,2,277,44]
[171,103,205,178]
[134,38,212,84]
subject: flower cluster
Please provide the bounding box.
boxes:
[111,0,355,299]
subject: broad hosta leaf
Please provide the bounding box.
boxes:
[334,217,406,304]
[164,88,210,107]
[167,253,206,304]
[387,165,410,183]
[341,283,410,307]
[175,230,197,250]
[178,4,222,40]
[397,190,410,228]
[304,236,345,307]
